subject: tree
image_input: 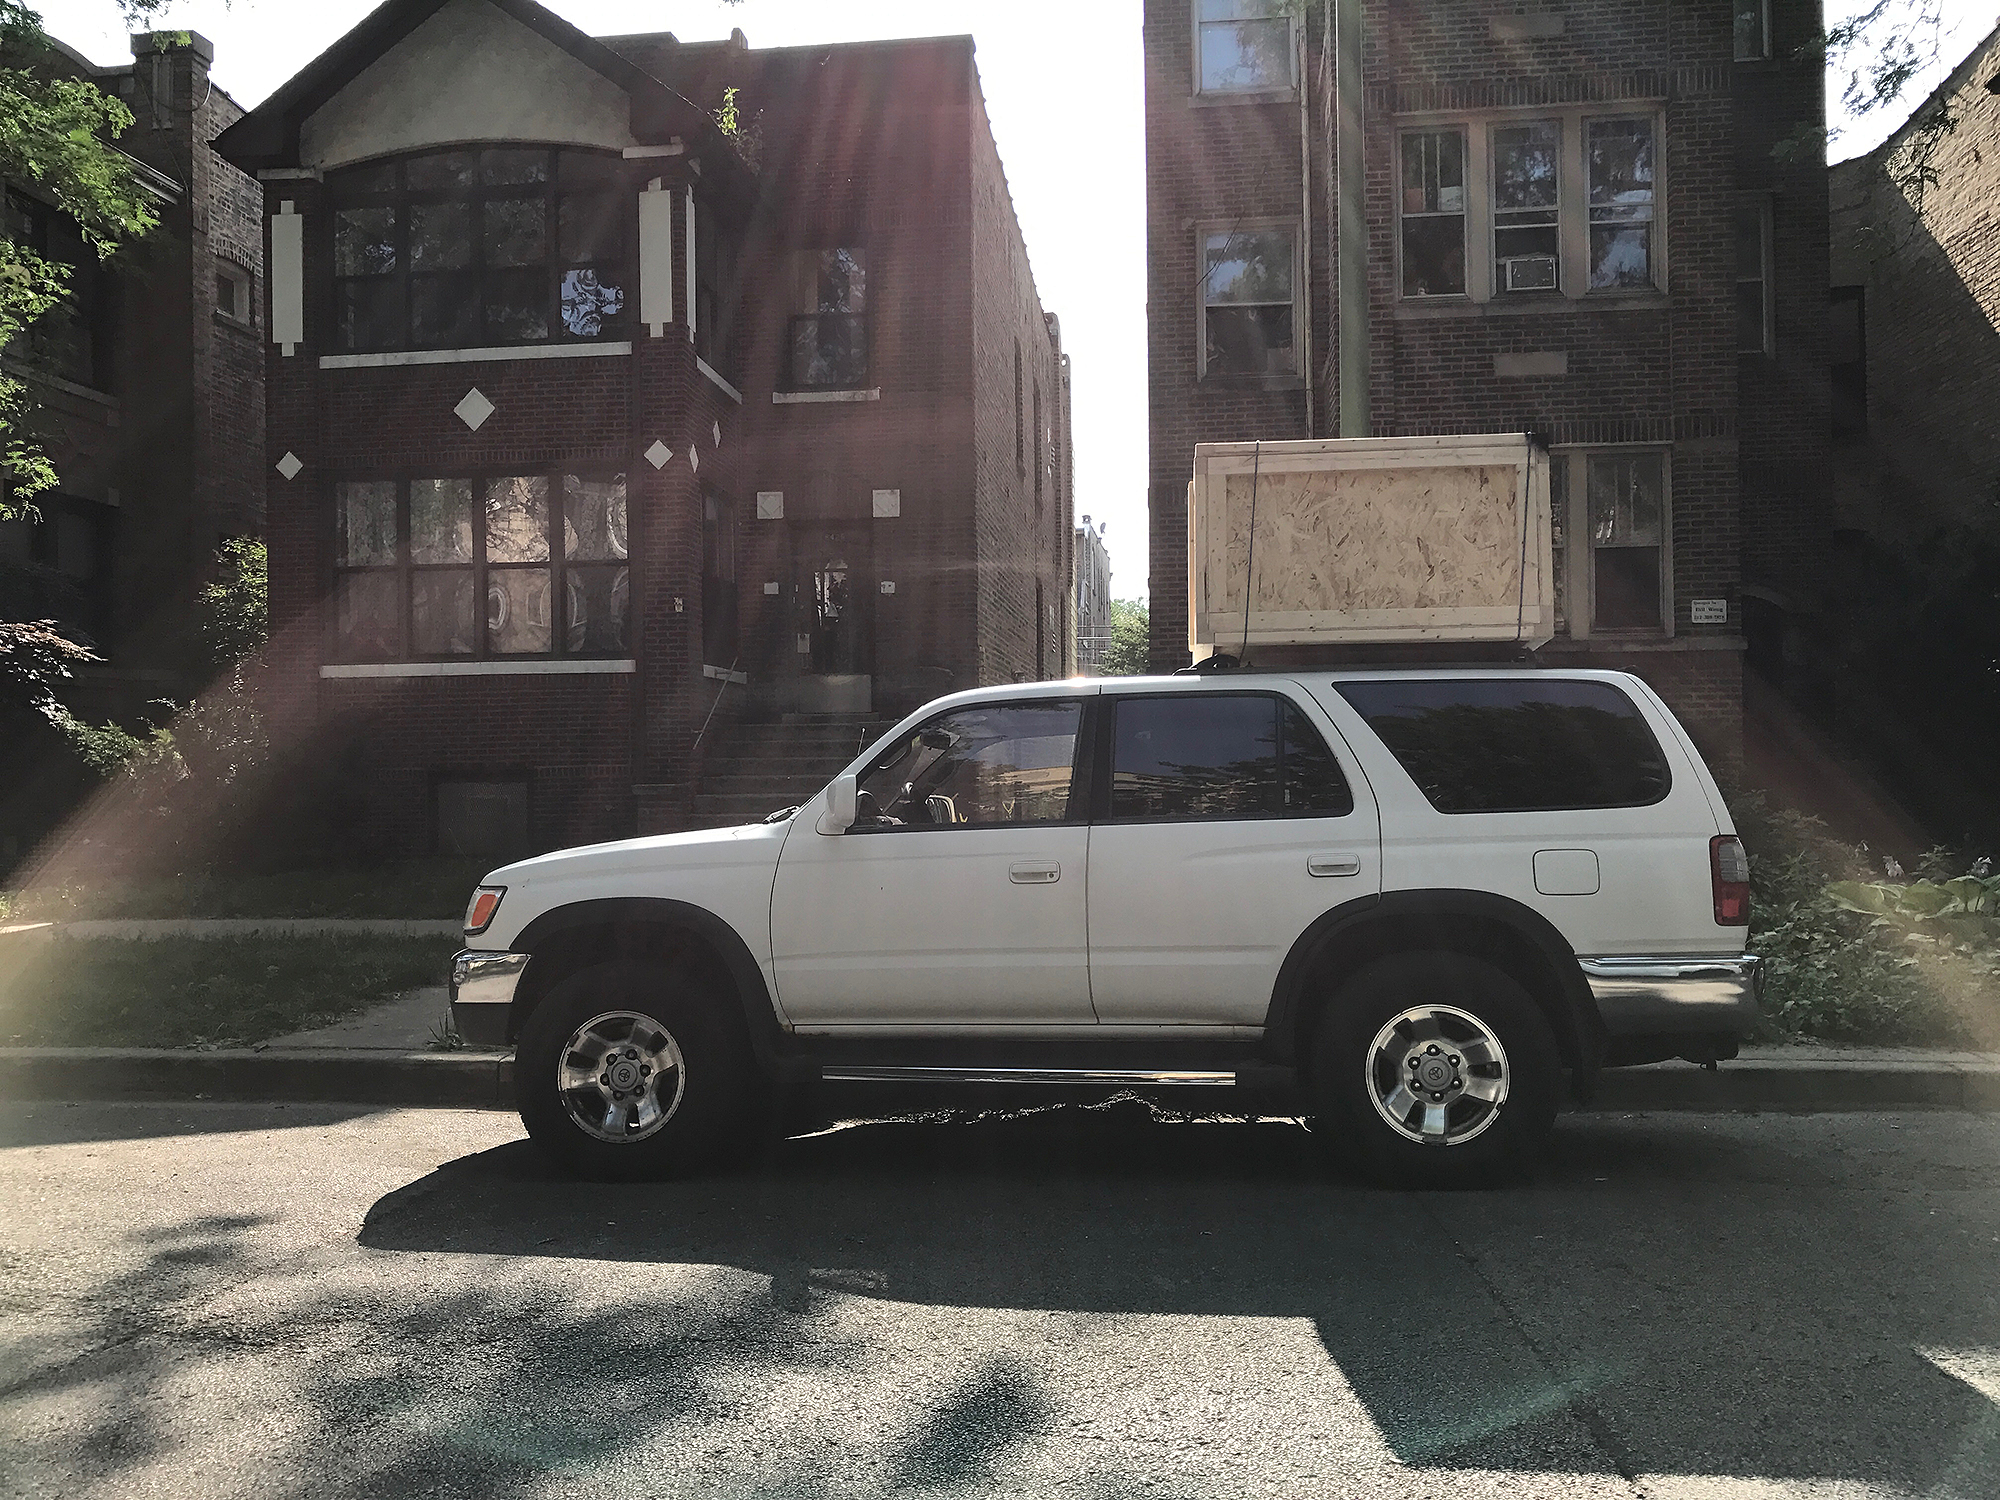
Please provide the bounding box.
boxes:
[1099,598,1151,677]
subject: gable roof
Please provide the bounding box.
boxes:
[212,0,725,171]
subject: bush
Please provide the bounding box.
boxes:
[1098,599,1150,676]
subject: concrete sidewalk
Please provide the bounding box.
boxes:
[0,1042,1994,1114]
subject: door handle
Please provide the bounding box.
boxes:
[1009,862,1061,884]
[1308,853,1362,878]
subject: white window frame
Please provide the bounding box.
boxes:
[1550,445,1674,639]
[1194,217,1303,380]
[1735,193,1774,356]
[1734,0,1771,62]
[1191,0,1299,101]
[1391,103,1668,305]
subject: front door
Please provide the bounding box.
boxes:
[1085,686,1382,1026]
[793,525,872,677]
[770,693,1097,1027]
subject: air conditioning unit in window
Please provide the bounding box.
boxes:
[1501,255,1559,292]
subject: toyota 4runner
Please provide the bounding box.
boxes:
[451,669,1760,1187]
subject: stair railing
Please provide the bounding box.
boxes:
[691,656,741,753]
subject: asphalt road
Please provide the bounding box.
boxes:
[1,1100,1997,1500]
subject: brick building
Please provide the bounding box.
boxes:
[1,29,263,868]
[1143,0,1833,758]
[1074,515,1113,671]
[216,0,1071,854]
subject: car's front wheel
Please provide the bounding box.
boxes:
[515,960,754,1180]
[1310,951,1562,1188]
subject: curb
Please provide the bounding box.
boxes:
[1,1048,1997,1113]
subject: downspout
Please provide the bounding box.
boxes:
[1298,10,1315,439]
[1334,0,1369,436]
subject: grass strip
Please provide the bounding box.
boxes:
[1,859,492,923]
[0,934,461,1049]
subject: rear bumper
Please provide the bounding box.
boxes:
[1582,954,1763,1037]
[449,950,528,1048]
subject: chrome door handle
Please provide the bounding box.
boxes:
[1009,862,1061,884]
[1308,853,1362,878]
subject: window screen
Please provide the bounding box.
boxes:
[1334,678,1670,812]
[1110,695,1353,821]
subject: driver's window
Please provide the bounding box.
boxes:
[855,700,1082,829]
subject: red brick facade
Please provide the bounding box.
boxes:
[1144,0,1833,762]
[222,4,1070,854]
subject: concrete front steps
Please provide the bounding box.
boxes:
[686,714,891,830]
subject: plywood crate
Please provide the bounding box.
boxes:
[1189,433,1554,655]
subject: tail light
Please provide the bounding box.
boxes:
[1710,836,1750,926]
[464,885,506,936]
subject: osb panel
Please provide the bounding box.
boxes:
[1207,464,1525,615]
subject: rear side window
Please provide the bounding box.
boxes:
[1333,677,1670,812]
[1109,694,1354,821]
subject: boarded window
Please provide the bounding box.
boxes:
[1335,678,1670,812]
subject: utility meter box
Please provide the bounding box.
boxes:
[1188,433,1554,657]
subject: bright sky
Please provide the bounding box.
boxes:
[42,0,2000,603]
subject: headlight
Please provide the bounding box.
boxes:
[464,885,506,936]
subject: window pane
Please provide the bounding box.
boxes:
[1281,701,1354,816]
[1402,129,1465,214]
[560,268,625,337]
[1593,546,1663,630]
[1587,120,1655,216]
[481,149,550,185]
[335,481,397,566]
[485,198,548,266]
[1734,0,1767,59]
[856,702,1081,828]
[1735,201,1766,278]
[1334,678,1671,812]
[411,275,479,346]
[816,249,866,313]
[1735,280,1767,352]
[1493,123,1559,212]
[1199,15,1292,92]
[1112,695,1282,820]
[1587,453,1664,545]
[334,207,397,275]
[1589,223,1652,289]
[565,564,629,653]
[1205,230,1292,303]
[563,475,628,560]
[335,572,401,660]
[335,162,396,196]
[558,151,623,188]
[487,568,553,654]
[485,476,550,563]
[336,279,403,351]
[411,569,476,655]
[1402,216,1466,296]
[406,151,477,192]
[559,194,623,262]
[409,201,471,270]
[410,478,473,563]
[789,312,868,387]
[483,272,549,341]
[1204,304,1294,376]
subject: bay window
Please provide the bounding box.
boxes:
[1199,223,1298,377]
[328,147,629,353]
[333,472,629,661]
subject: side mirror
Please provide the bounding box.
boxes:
[819,772,858,835]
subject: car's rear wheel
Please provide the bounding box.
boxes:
[1310,951,1561,1188]
[516,960,754,1180]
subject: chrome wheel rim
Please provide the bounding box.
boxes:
[1365,1004,1509,1147]
[557,1011,686,1144]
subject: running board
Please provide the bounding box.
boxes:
[818,1065,1238,1087]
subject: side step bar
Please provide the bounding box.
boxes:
[818,1065,1238,1087]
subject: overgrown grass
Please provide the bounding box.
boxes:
[1732,792,1996,1047]
[0,934,460,1048]
[0,858,492,923]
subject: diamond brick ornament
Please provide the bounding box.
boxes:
[645,439,672,470]
[688,445,699,473]
[711,420,721,447]
[275,451,303,480]
[453,387,495,431]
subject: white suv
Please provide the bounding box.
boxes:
[451,669,1759,1187]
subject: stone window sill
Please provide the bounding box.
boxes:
[773,388,880,404]
[320,659,636,679]
[1395,293,1670,320]
[319,342,632,370]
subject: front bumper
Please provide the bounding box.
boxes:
[1582,954,1763,1037]
[450,950,529,1048]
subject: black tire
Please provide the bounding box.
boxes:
[1308,951,1562,1188]
[515,959,757,1180]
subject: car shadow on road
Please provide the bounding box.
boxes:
[355,1100,2000,1493]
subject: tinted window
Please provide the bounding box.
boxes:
[1110,695,1353,821]
[856,701,1080,829]
[1334,678,1670,812]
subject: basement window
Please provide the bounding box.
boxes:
[1199,223,1298,378]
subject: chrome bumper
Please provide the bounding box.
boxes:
[449,950,528,1048]
[1582,954,1763,1037]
